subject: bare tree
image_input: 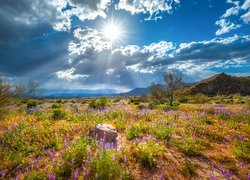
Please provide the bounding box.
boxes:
[27,80,39,97]
[164,71,182,106]
[149,84,166,103]
[0,76,12,118]
[150,71,182,106]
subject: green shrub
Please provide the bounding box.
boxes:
[90,151,122,179]
[150,125,174,140]
[52,109,67,120]
[137,104,147,110]
[27,100,38,109]
[133,141,164,169]
[51,103,61,109]
[24,171,47,180]
[88,97,110,109]
[126,125,142,140]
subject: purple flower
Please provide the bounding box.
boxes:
[225,170,232,179]
[48,174,56,180]
[238,135,244,142]
[160,173,164,180]
[0,171,6,177]
[63,139,68,148]
[123,155,127,163]
[73,170,79,180]
[66,132,70,139]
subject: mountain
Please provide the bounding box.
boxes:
[178,73,250,96]
[119,87,150,96]
[41,89,117,98]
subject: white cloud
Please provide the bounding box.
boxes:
[116,0,180,21]
[215,19,241,35]
[0,0,111,32]
[215,0,250,35]
[56,68,88,80]
[69,28,112,55]
[241,11,250,23]
[242,0,250,10]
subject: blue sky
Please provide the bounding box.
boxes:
[0,0,250,92]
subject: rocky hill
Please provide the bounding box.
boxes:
[179,73,250,96]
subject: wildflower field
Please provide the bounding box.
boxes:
[0,97,249,179]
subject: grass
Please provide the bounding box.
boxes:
[0,96,249,179]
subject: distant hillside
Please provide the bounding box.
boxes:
[179,73,250,96]
[119,88,150,96]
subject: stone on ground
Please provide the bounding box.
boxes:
[89,124,118,143]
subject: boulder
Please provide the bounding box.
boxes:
[89,124,118,143]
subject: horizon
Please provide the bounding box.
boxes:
[1,0,250,93]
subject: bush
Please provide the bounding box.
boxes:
[137,104,147,110]
[51,103,61,109]
[90,150,123,179]
[133,141,164,169]
[88,97,110,109]
[126,125,142,140]
[52,109,67,120]
[27,100,38,109]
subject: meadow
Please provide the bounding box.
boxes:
[0,96,249,179]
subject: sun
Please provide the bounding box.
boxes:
[103,23,121,41]
[102,20,123,44]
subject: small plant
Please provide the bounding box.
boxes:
[133,141,164,169]
[90,150,123,179]
[126,125,142,140]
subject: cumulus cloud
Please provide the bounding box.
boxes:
[56,68,88,80]
[116,0,180,21]
[215,0,250,35]
[0,0,111,32]
[59,27,250,89]
[215,19,241,35]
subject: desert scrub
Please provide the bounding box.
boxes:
[26,100,38,109]
[52,109,67,120]
[133,141,165,169]
[51,103,61,109]
[24,171,47,180]
[172,137,207,157]
[55,137,91,177]
[149,124,175,141]
[90,150,123,179]
[88,97,110,109]
[232,137,250,163]
[126,124,148,140]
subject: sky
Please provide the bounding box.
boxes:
[0,0,250,93]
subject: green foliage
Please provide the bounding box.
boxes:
[51,103,61,109]
[52,109,67,120]
[173,137,207,157]
[233,141,250,163]
[24,171,47,180]
[133,141,164,169]
[126,125,144,140]
[27,100,38,109]
[137,103,147,110]
[90,151,122,179]
[150,124,174,140]
[89,97,110,109]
